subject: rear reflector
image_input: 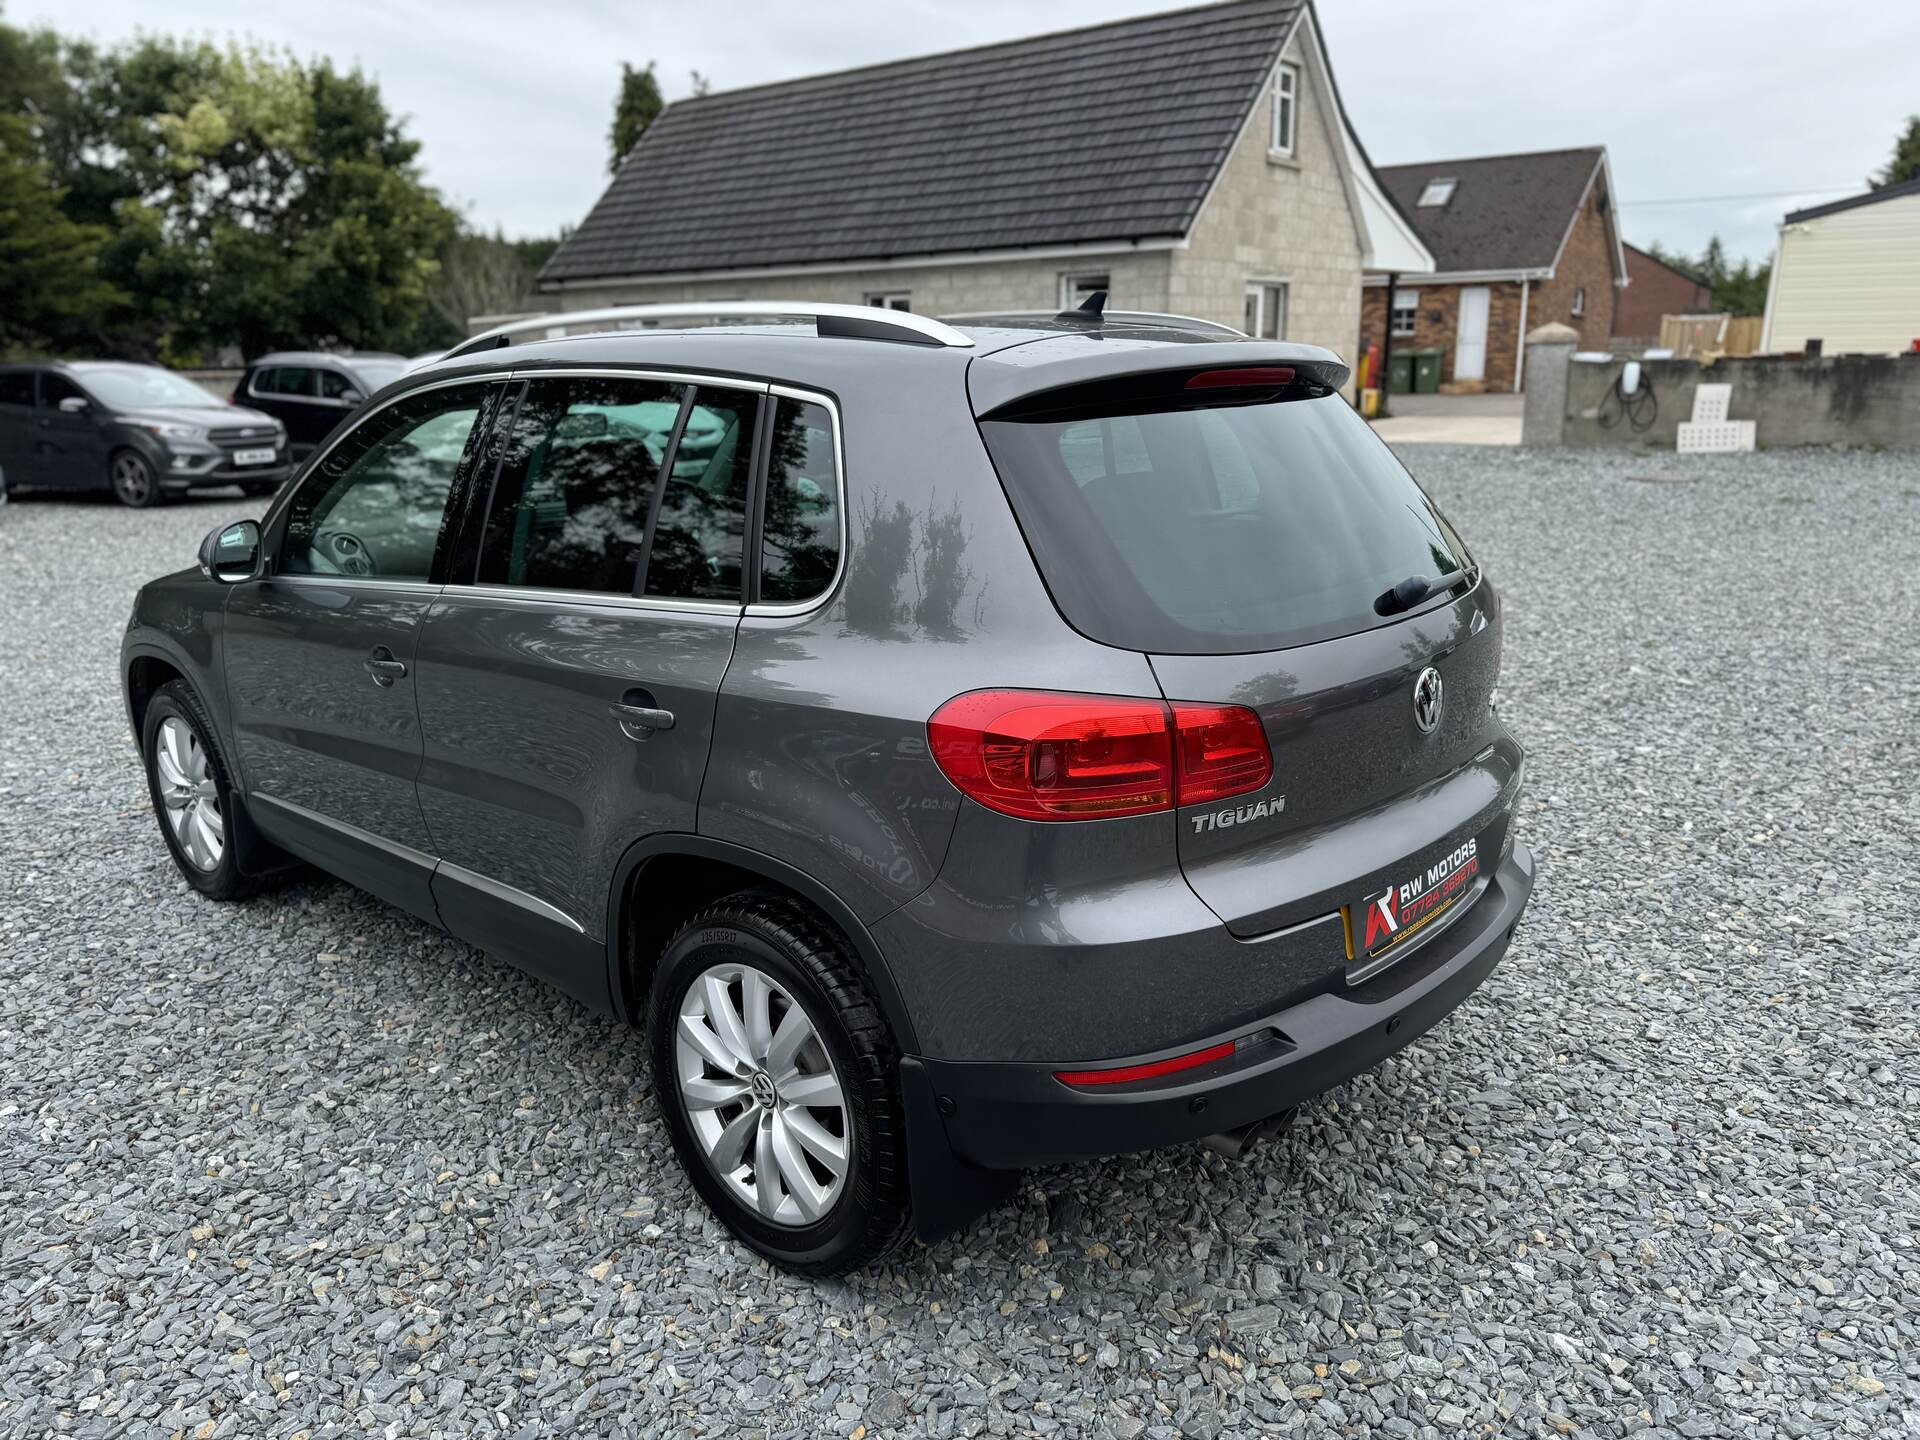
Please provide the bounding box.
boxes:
[1185,366,1295,390]
[1054,1040,1237,1088]
[928,689,1272,822]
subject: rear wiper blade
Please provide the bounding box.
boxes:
[1374,567,1477,616]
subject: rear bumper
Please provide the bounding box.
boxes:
[910,842,1534,1174]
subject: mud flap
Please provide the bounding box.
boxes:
[900,1056,1020,1244]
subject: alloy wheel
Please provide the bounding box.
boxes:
[155,716,224,870]
[113,454,153,506]
[674,962,850,1225]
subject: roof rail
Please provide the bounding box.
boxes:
[941,308,1248,338]
[443,302,975,362]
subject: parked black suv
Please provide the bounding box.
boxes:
[121,301,1534,1273]
[236,351,410,459]
[0,361,290,506]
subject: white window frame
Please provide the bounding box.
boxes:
[1269,62,1299,157]
[1416,177,1457,208]
[1390,289,1419,338]
[1244,280,1289,340]
[1059,272,1112,310]
[1570,286,1586,317]
[865,292,912,312]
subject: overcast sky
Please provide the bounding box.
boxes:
[22,0,1919,265]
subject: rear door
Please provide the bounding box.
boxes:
[223,378,503,921]
[411,371,754,1005]
[977,376,1521,965]
[35,372,108,487]
[0,370,34,485]
[247,365,332,456]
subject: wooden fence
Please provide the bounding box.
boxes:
[1658,313,1763,359]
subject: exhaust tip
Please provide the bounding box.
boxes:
[1199,1106,1298,1159]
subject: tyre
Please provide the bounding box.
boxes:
[110,450,162,508]
[650,891,911,1274]
[141,680,257,900]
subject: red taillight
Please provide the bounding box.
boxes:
[928,691,1173,820]
[1171,703,1273,804]
[1054,1040,1237,1087]
[928,690,1272,822]
[1186,366,1295,390]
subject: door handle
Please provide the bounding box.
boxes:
[364,648,408,687]
[609,701,676,736]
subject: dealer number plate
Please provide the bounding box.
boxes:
[1358,836,1482,959]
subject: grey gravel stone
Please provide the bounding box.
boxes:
[3,447,1918,1439]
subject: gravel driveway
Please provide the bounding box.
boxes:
[2,450,1915,1440]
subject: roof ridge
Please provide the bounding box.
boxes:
[657,0,1290,111]
[1375,144,1605,174]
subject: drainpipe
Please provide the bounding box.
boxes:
[1377,271,1397,420]
[1513,279,1530,392]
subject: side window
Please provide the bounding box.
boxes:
[280,385,489,581]
[41,373,88,411]
[0,372,34,409]
[256,367,314,398]
[477,375,684,595]
[641,385,755,601]
[758,397,841,604]
[317,369,357,401]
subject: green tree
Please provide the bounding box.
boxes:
[0,113,125,352]
[3,19,456,359]
[1869,114,1920,189]
[609,61,663,172]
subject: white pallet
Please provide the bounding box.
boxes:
[1676,419,1755,453]
[1690,384,1732,424]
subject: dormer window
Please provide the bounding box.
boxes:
[1417,178,1457,208]
[1270,63,1298,157]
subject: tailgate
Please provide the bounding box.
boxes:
[1154,583,1521,940]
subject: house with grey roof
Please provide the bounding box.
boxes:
[536,0,1431,383]
[1359,147,1628,392]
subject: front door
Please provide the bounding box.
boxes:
[33,372,109,487]
[0,371,34,487]
[412,372,754,1005]
[223,379,501,921]
[1455,286,1491,382]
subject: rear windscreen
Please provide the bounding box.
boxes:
[979,393,1472,654]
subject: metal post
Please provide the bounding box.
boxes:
[1377,272,1398,420]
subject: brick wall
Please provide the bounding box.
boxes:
[1172,16,1361,388]
[1359,279,1526,391]
[1614,246,1711,341]
[1530,178,1617,349]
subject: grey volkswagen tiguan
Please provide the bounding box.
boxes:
[121,301,1535,1273]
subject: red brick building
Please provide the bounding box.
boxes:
[1358,147,1628,391]
[1613,243,1712,342]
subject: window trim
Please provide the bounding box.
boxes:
[271,375,505,586]
[1269,61,1299,157]
[289,364,847,619]
[1243,279,1289,341]
[747,383,847,617]
[1570,286,1586,318]
[1416,178,1457,208]
[258,370,511,581]
[1389,288,1420,338]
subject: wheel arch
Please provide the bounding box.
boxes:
[606,834,921,1055]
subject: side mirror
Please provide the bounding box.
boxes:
[339,387,364,406]
[199,520,262,584]
[58,396,90,415]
